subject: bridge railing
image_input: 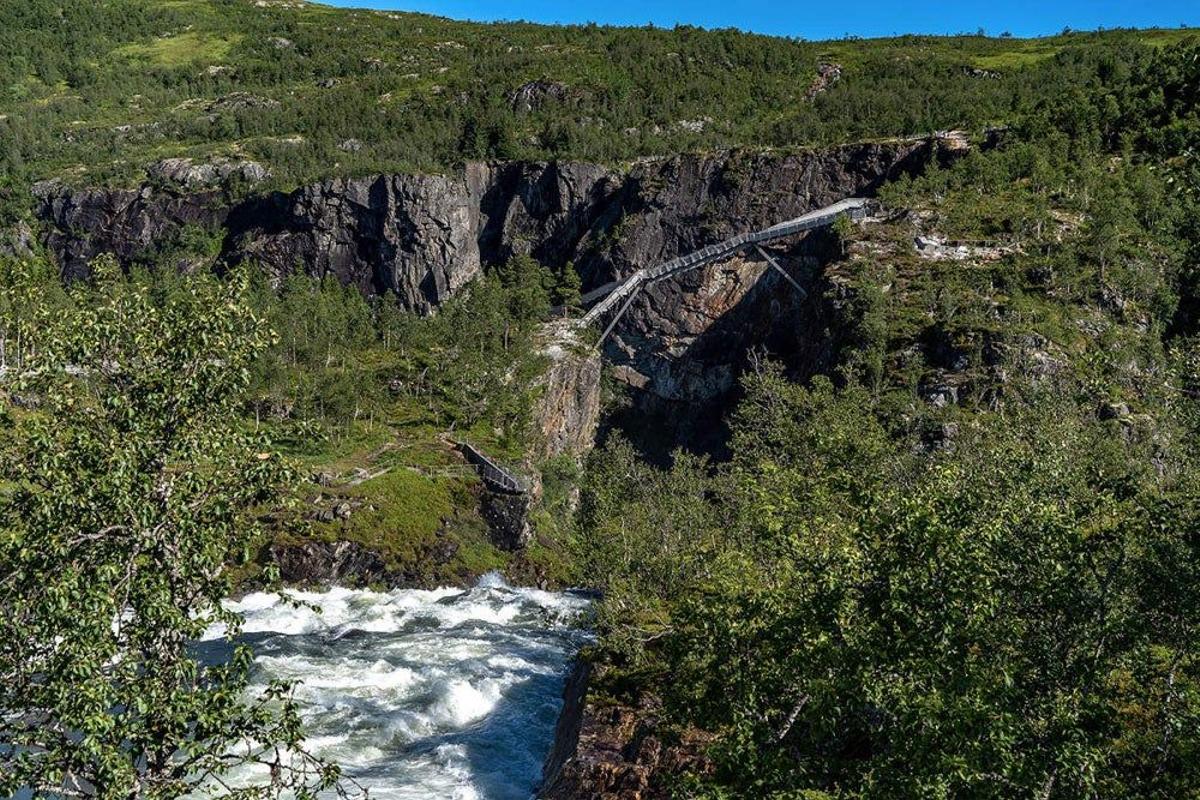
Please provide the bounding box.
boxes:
[454,440,530,495]
[580,198,868,327]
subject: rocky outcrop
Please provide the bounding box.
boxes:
[0,220,35,259]
[268,539,391,586]
[226,173,487,311]
[176,92,281,114]
[480,490,534,550]
[32,157,270,280]
[221,142,933,412]
[147,157,269,191]
[540,661,713,799]
[532,325,603,461]
[474,159,617,271]
[597,228,848,459]
[609,245,832,403]
[805,61,843,100]
[34,179,230,281]
[509,80,571,113]
[216,159,620,312]
[33,141,937,454]
[541,659,591,792]
[33,140,946,436]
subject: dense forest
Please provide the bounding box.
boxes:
[572,37,1200,799]
[4,0,1200,798]
[0,0,1196,204]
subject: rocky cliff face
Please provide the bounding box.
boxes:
[221,160,623,312]
[34,181,231,280]
[540,661,713,799]
[226,173,483,312]
[532,324,604,461]
[36,141,931,301]
[33,140,936,417]
[596,144,930,433]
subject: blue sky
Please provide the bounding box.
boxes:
[315,0,1198,39]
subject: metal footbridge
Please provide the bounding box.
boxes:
[453,440,530,495]
[578,197,869,343]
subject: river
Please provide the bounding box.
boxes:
[198,573,592,800]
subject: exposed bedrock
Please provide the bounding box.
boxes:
[532,325,604,462]
[225,172,486,313]
[33,139,942,445]
[539,660,713,799]
[600,231,845,459]
[33,180,232,280]
[268,539,394,587]
[34,140,933,305]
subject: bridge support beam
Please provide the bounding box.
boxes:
[596,281,643,347]
[755,245,807,301]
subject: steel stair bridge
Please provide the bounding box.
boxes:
[576,197,870,344]
[452,439,531,495]
[459,198,872,496]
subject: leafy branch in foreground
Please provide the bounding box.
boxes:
[0,257,348,800]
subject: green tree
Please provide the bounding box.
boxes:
[0,259,343,799]
[667,405,1200,798]
[554,262,583,309]
[498,254,553,323]
[0,257,69,374]
[574,435,729,664]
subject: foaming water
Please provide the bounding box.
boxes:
[197,573,592,800]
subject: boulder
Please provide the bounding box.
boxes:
[269,539,389,586]
[0,220,35,259]
[509,80,570,113]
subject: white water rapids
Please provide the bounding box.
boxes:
[197,573,592,800]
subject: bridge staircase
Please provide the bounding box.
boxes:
[576,197,870,344]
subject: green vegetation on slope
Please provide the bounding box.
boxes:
[0,0,1196,203]
[573,39,1200,799]
[5,5,1200,796]
[0,250,577,589]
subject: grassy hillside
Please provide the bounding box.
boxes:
[0,0,1196,200]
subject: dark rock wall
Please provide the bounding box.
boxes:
[268,539,392,586]
[227,172,484,312]
[34,141,932,307]
[540,659,591,796]
[480,490,533,551]
[34,181,231,280]
[539,660,713,800]
[33,141,935,444]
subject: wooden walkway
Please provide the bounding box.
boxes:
[578,197,869,342]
